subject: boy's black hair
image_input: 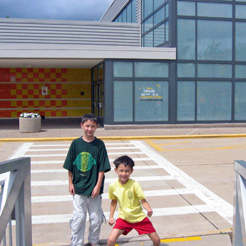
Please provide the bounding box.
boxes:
[81,113,98,124]
[113,155,135,169]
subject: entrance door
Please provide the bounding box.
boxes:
[92,81,104,126]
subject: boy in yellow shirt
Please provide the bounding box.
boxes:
[107,155,160,246]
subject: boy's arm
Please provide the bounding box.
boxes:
[141,199,153,217]
[91,171,104,197]
[68,171,75,195]
[108,199,117,226]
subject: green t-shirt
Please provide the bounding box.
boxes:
[63,137,111,195]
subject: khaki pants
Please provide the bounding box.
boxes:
[70,194,104,246]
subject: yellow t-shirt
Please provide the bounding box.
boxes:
[108,178,146,223]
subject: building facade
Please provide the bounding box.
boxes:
[1,0,245,126]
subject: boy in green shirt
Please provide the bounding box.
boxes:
[63,113,111,246]
[107,155,160,246]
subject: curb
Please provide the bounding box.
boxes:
[1,133,246,142]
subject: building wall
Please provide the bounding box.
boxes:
[0,68,91,118]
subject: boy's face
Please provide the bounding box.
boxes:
[81,120,98,138]
[115,163,133,185]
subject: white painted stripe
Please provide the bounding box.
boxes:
[31,169,67,173]
[31,165,159,173]
[31,158,152,165]
[31,175,173,186]
[26,151,144,157]
[32,143,135,147]
[131,140,233,224]
[31,205,214,225]
[9,143,34,159]
[31,160,64,164]
[28,149,69,152]
[32,188,192,203]
[27,147,138,152]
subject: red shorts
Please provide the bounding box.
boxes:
[113,217,156,235]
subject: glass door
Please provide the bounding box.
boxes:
[92,81,104,126]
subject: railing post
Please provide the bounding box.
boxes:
[234,160,246,246]
[0,157,32,246]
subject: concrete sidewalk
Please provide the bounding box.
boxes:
[0,118,246,141]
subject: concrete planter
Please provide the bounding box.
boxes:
[19,117,41,133]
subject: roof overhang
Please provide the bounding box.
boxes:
[0,44,176,68]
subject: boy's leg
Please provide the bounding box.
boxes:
[107,228,124,246]
[70,194,87,246]
[148,232,160,246]
[87,195,103,245]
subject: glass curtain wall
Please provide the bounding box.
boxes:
[142,0,169,47]
[113,61,169,123]
[113,0,136,23]
[176,0,238,122]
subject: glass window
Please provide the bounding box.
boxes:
[154,23,165,46]
[165,20,169,41]
[154,7,164,25]
[177,1,195,16]
[166,3,169,18]
[177,63,195,77]
[236,5,246,19]
[235,65,246,78]
[135,81,169,121]
[143,16,153,33]
[197,3,232,18]
[197,82,232,121]
[135,62,169,77]
[143,31,153,47]
[197,64,232,78]
[177,19,195,59]
[132,0,136,22]
[143,0,153,18]
[236,22,246,61]
[113,62,133,77]
[114,81,133,122]
[235,82,246,120]
[98,63,104,80]
[154,0,165,10]
[197,20,232,60]
[122,9,127,22]
[177,81,195,121]
[127,5,131,22]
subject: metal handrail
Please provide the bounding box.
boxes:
[0,157,32,246]
[234,160,246,246]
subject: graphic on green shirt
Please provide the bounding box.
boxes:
[73,152,96,172]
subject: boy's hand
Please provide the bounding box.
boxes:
[69,183,75,195]
[147,208,153,217]
[91,185,100,197]
[108,218,115,226]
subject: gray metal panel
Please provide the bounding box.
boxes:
[100,0,131,22]
[0,18,141,47]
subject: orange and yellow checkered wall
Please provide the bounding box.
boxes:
[0,68,92,118]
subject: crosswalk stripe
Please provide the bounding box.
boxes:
[31,165,160,173]
[32,188,192,203]
[31,157,152,165]
[25,151,143,157]
[27,147,138,152]
[31,205,215,225]
[31,176,174,186]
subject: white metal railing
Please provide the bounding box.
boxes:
[234,160,246,246]
[0,157,32,246]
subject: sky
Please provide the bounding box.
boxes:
[0,0,113,21]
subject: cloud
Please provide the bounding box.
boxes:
[0,0,113,21]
